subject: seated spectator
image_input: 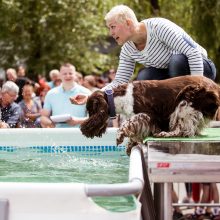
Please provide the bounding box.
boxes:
[83,75,99,92]
[19,84,42,128]
[102,68,116,84]
[17,64,26,77]
[0,81,21,128]
[18,64,41,101]
[6,67,39,103]
[40,63,91,128]
[95,76,106,89]
[182,183,194,204]
[47,69,60,89]
[172,188,184,219]
[54,78,62,87]
[75,71,84,85]
[6,68,17,82]
[0,68,6,87]
[36,74,51,103]
[37,74,48,90]
[195,183,220,219]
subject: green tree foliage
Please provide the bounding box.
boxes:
[159,0,193,32]
[0,0,114,77]
[191,0,220,81]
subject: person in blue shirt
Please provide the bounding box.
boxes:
[40,63,91,128]
[47,69,60,89]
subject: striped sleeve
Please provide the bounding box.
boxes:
[105,46,135,89]
[154,20,204,75]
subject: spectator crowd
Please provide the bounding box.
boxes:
[1,63,220,219]
[0,63,116,129]
[0,63,219,219]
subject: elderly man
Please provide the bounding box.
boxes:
[47,69,61,89]
[40,63,91,128]
[0,81,21,128]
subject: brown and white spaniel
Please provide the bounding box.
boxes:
[81,75,220,154]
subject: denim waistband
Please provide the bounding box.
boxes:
[202,55,217,79]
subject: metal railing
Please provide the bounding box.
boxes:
[85,146,144,197]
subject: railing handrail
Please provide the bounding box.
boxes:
[85,147,144,197]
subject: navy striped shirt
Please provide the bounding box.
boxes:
[108,18,207,88]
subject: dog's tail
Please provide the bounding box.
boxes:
[175,84,220,119]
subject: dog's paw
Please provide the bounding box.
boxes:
[154,131,172,137]
[126,146,132,156]
[116,131,124,146]
[125,141,138,156]
[116,138,123,146]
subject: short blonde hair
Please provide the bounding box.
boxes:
[60,63,76,73]
[105,5,138,25]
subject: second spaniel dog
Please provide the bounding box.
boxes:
[81,76,220,153]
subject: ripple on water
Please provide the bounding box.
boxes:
[0,147,136,212]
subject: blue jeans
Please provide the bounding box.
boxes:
[136,54,216,81]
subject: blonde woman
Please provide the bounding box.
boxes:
[71,4,216,105]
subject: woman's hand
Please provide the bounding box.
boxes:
[69,94,88,105]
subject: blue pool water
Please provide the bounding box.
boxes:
[0,145,136,212]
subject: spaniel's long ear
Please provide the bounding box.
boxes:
[80,91,109,138]
[175,85,200,103]
[176,85,220,118]
[81,110,108,138]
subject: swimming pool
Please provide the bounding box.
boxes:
[0,145,127,184]
[0,128,143,220]
[0,144,133,212]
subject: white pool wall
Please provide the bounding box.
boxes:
[0,128,143,220]
[0,127,122,147]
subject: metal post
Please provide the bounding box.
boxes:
[164,183,172,220]
[154,183,172,220]
[0,199,9,220]
[154,183,164,220]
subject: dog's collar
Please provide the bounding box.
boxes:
[105,88,116,119]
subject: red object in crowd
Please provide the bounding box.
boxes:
[37,78,50,96]
[192,183,201,202]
